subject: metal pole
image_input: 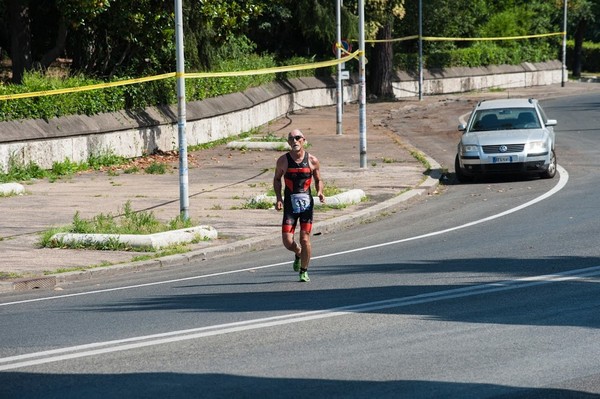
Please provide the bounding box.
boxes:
[336,0,343,135]
[358,0,367,168]
[175,0,189,219]
[562,0,568,87]
[418,0,423,100]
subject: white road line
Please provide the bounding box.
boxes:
[316,164,569,259]
[1,260,598,371]
[0,165,569,307]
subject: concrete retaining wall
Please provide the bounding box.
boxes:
[392,60,563,97]
[0,60,563,173]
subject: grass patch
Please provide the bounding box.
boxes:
[409,149,431,171]
[88,151,128,170]
[124,166,140,174]
[0,271,23,280]
[0,190,23,198]
[239,197,274,210]
[144,162,167,174]
[250,132,287,142]
[40,201,196,250]
[323,183,343,197]
[188,129,255,151]
[0,150,127,183]
[319,203,348,211]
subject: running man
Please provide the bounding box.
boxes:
[273,129,325,282]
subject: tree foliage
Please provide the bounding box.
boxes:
[244,0,358,59]
[393,0,567,72]
[559,0,598,76]
[1,0,111,83]
[0,0,590,90]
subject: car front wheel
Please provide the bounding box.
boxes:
[455,154,474,183]
[540,150,557,179]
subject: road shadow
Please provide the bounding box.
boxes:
[71,256,600,330]
[1,371,598,399]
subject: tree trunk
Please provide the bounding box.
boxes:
[38,21,68,71]
[7,0,32,84]
[572,19,587,78]
[368,20,394,99]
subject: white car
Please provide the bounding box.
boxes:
[455,98,557,182]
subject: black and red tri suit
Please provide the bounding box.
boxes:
[282,152,314,233]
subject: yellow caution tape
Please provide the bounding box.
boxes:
[366,32,563,44]
[0,51,360,101]
[423,32,564,41]
[366,35,419,43]
[185,50,360,79]
[0,72,176,101]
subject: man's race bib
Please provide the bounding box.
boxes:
[291,193,312,213]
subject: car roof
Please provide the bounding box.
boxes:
[475,98,537,110]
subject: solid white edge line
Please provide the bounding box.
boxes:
[315,164,569,259]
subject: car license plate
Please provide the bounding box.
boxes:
[493,156,513,163]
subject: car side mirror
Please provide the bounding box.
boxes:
[545,119,557,127]
[458,124,466,131]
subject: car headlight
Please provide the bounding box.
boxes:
[461,144,479,153]
[525,141,548,153]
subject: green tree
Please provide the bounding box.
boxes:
[66,0,173,78]
[560,0,595,76]
[0,0,272,82]
[183,0,269,71]
[396,0,562,69]
[1,0,109,83]
[343,0,406,98]
[244,0,358,60]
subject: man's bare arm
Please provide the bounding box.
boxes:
[310,155,325,203]
[273,156,286,210]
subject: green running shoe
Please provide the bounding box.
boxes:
[299,270,310,282]
[293,255,301,272]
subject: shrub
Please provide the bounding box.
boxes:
[0,72,125,122]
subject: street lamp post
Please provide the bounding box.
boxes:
[562,0,568,87]
[418,0,423,100]
[358,0,367,168]
[175,0,189,220]
[336,0,343,135]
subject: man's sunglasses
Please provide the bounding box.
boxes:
[289,135,304,141]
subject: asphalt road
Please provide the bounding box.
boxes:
[1,93,600,398]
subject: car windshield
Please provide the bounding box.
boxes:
[470,108,541,132]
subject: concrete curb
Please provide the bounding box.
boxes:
[51,225,218,250]
[0,183,25,196]
[0,154,440,293]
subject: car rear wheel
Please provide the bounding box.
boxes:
[540,150,557,179]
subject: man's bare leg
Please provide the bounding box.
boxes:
[282,232,302,256]
[299,230,311,270]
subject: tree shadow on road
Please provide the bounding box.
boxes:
[1,371,598,399]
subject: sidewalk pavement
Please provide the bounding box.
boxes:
[1,81,597,292]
